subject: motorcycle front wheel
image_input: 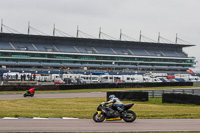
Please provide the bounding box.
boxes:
[122,110,136,122]
[23,93,27,97]
[93,112,106,122]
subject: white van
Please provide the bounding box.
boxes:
[80,75,100,83]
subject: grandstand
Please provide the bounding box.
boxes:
[0,32,195,74]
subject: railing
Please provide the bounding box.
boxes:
[140,89,200,98]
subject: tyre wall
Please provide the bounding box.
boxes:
[107,91,148,101]
[162,93,200,105]
[0,82,193,91]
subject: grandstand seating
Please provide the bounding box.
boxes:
[82,64,101,67]
[0,61,17,65]
[146,49,163,56]
[0,41,187,58]
[113,47,131,55]
[62,63,82,67]
[42,62,62,66]
[161,50,179,57]
[95,46,115,54]
[176,51,187,57]
[18,62,41,66]
[119,65,137,68]
[0,42,14,50]
[139,65,154,68]
[55,44,78,53]
[129,48,149,56]
[34,43,58,52]
[12,42,36,51]
[76,45,95,53]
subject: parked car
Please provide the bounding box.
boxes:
[76,78,86,84]
[63,78,77,84]
[168,79,178,82]
[114,79,123,83]
[54,79,65,84]
[159,78,170,82]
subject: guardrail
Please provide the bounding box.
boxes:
[140,89,200,98]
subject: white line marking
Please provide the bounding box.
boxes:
[3,117,18,119]
[62,117,78,119]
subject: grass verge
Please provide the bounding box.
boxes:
[0,86,199,94]
[0,97,200,119]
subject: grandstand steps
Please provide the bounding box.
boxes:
[9,42,15,50]
[110,48,117,54]
[159,50,166,56]
[73,46,80,53]
[53,45,60,52]
[92,47,99,53]
[175,51,181,57]
[128,49,134,55]
[32,43,38,51]
[144,49,151,56]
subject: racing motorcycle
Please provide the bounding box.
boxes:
[93,102,136,122]
[23,92,34,97]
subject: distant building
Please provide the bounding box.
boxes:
[0,32,195,74]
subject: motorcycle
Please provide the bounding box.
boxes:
[93,102,136,122]
[23,92,34,97]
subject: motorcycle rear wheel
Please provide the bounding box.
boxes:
[93,112,105,122]
[122,110,136,122]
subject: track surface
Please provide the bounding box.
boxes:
[0,92,106,99]
[1,90,200,132]
[0,119,200,132]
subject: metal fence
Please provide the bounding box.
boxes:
[140,89,200,98]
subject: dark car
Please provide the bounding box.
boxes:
[76,78,86,84]
[159,78,170,82]
[63,78,77,84]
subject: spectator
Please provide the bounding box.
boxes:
[33,74,36,81]
[16,74,18,81]
[23,74,26,81]
[27,74,30,81]
[30,75,32,81]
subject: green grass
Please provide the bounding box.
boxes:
[0,86,199,94]
[0,97,200,119]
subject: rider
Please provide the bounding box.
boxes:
[27,87,35,94]
[106,94,124,112]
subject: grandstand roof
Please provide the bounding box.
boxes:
[0,32,195,49]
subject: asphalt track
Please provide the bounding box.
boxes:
[0,119,200,132]
[1,90,200,132]
[0,92,106,99]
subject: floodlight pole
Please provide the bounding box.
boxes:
[53,23,55,36]
[139,30,142,42]
[76,25,79,38]
[120,29,122,40]
[99,27,101,39]
[175,33,178,44]
[1,19,2,32]
[158,32,160,43]
[27,21,30,34]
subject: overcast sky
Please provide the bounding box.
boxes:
[0,0,200,69]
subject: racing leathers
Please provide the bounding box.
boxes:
[107,97,124,112]
[27,88,35,94]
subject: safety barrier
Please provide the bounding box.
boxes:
[162,93,200,105]
[107,91,148,101]
[0,82,194,91]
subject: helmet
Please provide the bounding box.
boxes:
[109,95,115,100]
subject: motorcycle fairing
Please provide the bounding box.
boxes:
[123,103,134,110]
[106,117,121,121]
